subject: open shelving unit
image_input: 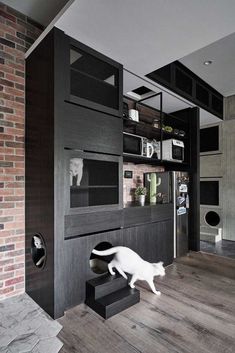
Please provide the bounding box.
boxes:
[123,93,190,168]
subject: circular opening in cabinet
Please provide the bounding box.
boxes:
[205,211,220,227]
[90,242,113,274]
[31,234,46,269]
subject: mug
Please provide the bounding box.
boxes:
[146,142,154,158]
[129,109,139,122]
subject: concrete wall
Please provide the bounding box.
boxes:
[200,95,235,241]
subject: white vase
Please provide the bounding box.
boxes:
[138,195,146,206]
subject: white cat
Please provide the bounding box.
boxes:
[92,246,165,295]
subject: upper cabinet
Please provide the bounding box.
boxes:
[64,37,123,117]
[147,61,223,119]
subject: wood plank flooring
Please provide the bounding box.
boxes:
[58,252,235,353]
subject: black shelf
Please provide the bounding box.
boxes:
[124,201,172,209]
[71,67,118,89]
[71,185,118,189]
[162,130,188,140]
[123,117,188,141]
[123,153,188,167]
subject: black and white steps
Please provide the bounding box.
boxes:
[85,274,140,319]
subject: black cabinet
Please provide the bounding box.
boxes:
[147,61,223,119]
[61,102,122,155]
[123,220,173,266]
[25,28,124,319]
[67,38,123,117]
[64,150,122,213]
[62,219,173,309]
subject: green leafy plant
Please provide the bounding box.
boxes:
[135,186,147,196]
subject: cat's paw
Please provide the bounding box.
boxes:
[154,291,161,296]
[129,282,135,289]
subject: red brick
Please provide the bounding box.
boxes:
[0,188,13,196]
[5,103,24,113]
[5,114,24,123]
[5,155,24,162]
[5,73,24,84]
[5,61,24,72]
[5,20,26,34]
[5,249,24,257]
[5,235,24,244]
[15,281,24,290]
[15,241,24,250]
[5,45,24,57]
[15,254,24,263]
[15,268,24,276]
[14,162,24,168]
[0,7,42,300]
[3,208,23,215]
[0,203,14,209]
[0,175,14,182]
[0,63,14,74]
[0,271,14,281]
[0,147,14,154]
[5,275,24,286]
[4,196,24,202]
[0,286,14,295]
[0,230,14,237]
[4,262,24,272]
[0,23,15,36]
[0,10,16,23]
[0,133,14,141]
[15,148,24,155]
[0,258,13,266]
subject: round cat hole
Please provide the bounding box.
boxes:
[205,211,220,227]
[31,233,46,269]
[90,242,113,274]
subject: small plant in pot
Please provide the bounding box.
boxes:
[135,186,147,206]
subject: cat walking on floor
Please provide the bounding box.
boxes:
[92,246,165,295]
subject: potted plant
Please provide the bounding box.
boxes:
[135,186,147,206]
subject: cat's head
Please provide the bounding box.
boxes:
[153,261,165,277]
[33,236,43,249]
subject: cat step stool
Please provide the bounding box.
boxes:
[85,274,140,319]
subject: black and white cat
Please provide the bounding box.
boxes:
[92,246,165,295]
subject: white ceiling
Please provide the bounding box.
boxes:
[123,69,193,113]
[123,70,221,126]
[180,32,235,97]
[2,0,70,26]
[22,0,235,125]
[56,0,235,76]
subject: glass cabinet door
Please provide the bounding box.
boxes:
[70,46,119,111]
[67,151,120,209]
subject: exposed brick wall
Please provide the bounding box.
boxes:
[0,3,43,299]
[123,163,165,204]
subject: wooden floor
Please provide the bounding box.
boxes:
[58,252,235,353]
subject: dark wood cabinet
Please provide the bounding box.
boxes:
[62,218,173,308]
[61,102,122,155]
[65,37,123,117]
[25,28,124,319]
[147,61,223,119]
[123,220,174,266]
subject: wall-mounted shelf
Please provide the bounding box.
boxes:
[123,153,188,169]
[123,96,190,166]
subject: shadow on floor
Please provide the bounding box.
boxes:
[200,239,235,259]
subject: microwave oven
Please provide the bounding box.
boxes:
[123,132,154,158]
[159,139,184,162]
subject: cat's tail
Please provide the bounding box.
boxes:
[92,247,120,256]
